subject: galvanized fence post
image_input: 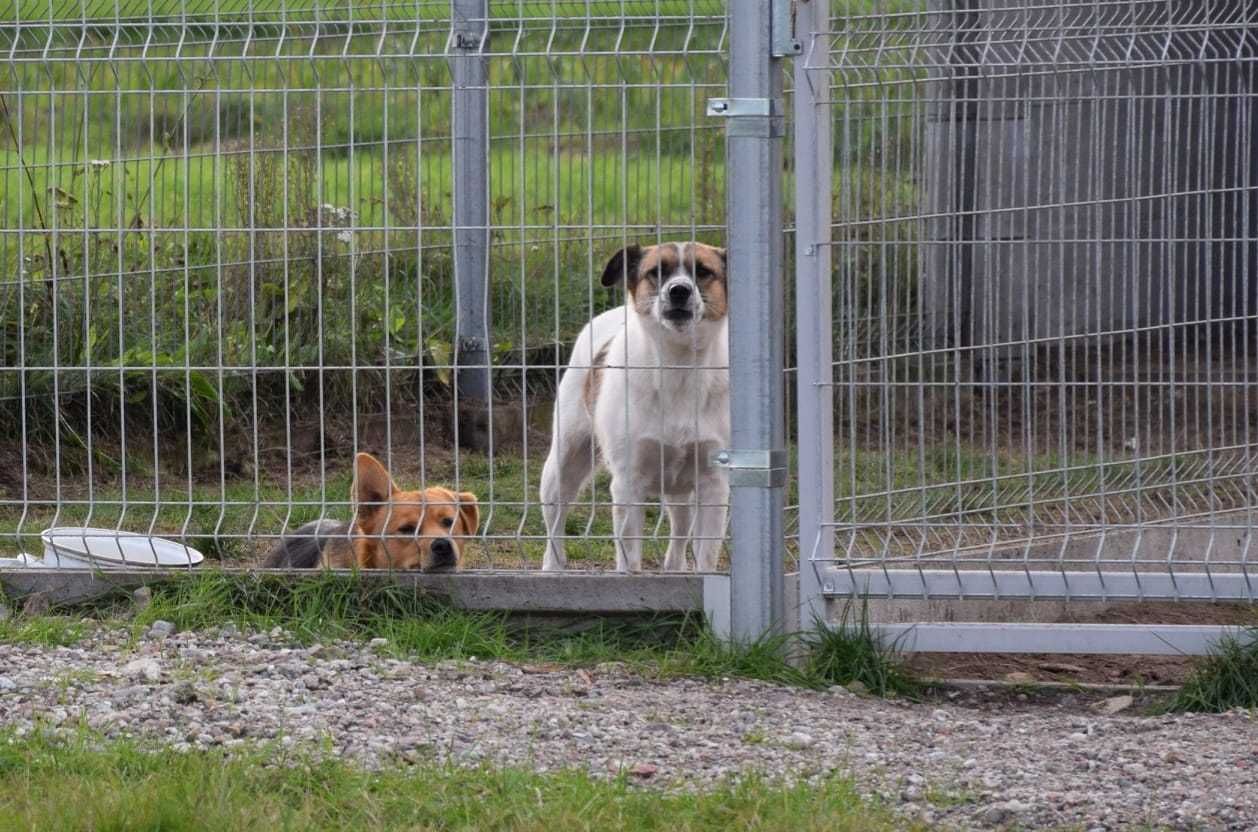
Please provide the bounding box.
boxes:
[793,0,834,633]
[715,0,789,641]
[451,0,491,451]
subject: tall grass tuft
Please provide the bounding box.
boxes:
[1161,631,1258,713]
[802,599,920,699]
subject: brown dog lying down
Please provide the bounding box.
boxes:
[263,452,479,571]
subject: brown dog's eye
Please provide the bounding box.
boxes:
[440,517,455,529]
[396,524,417,536]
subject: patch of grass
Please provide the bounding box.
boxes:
[0,729,913,832]
[0,571,926,700]
[0,614,88,647]
[135,571,517,660]
[1160,631,1258,713]
[128,572,816,682]
[802,601,921,699]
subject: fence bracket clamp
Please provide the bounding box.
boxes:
[711,449,788,488]
[706,98,785,138]
[706,98,780,118]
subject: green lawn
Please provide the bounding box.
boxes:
[0,731,916,832]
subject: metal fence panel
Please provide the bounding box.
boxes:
[797,0,1258,615]
[0,1,738,576]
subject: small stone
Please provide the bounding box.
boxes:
[1004,671,1035,684]
[219,623,239,639]
[981,801,1029,825]
[146,620,176,641]
[132,586,152,612]
[0,676,16,691]
[845,680,868,696]
[21,592,50,618]
[961,757,978,769]
[369,638,389,649]
[785,731,814,749]
[122,658,162,684]
[1097,694,1134,715]
[172,682,198,704]
[629,763,658,779]
[827,684,850,696]
[982,805,1013,825]
[269,626,284,640]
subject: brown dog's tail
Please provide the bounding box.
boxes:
[262,520,348,568]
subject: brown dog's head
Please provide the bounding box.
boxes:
[600,241,728,338]
[350,452,479,571]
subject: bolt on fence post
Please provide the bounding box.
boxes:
[724,0,787,643]
[451,0,491,452]
[792,0,834,634]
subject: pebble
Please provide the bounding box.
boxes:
[784,731,814,749]
[146,620,176,641]
[132,587,152,613]
[1097,695,1134,715]
[121,658,162,683]
[0,626,1250,832]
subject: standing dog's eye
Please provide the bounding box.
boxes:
[440,517,455,529]
[396,524,417,535]
[694,264,711,279]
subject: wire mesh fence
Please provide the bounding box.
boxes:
[1,0,736,572]
[803,0,1258,602]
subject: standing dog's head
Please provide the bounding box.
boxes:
[600,242,728,338]
[350,452,479,571]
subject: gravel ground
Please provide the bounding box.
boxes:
[0,625,1255,831]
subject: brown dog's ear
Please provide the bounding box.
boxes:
[716,247,727,272]
[599,244,643,288]
[352,452,396,532]
[455,491,480,538]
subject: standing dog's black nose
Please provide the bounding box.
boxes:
[667,283,693,305]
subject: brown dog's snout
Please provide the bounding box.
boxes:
[428,537,457,571]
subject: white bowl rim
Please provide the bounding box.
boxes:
[40,527,205,567]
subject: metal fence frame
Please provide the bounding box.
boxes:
[794,0,1258,653]
[5,0,1258,651]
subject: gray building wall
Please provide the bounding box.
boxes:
[922,0,1258,369]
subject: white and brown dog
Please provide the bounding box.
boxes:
[540,241,730,572]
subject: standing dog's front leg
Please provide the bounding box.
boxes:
[610,478,645,572]
[691,473,729,572]
[662,496,693,571]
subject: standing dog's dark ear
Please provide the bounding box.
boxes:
[600,244,644,288]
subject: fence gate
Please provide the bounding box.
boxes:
[794,0,1258,653]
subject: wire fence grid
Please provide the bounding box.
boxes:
[805,0,1258,601]
[1,0,746,571]
[6,0,1258,599]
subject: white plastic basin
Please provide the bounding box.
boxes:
[40,527,204,569]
